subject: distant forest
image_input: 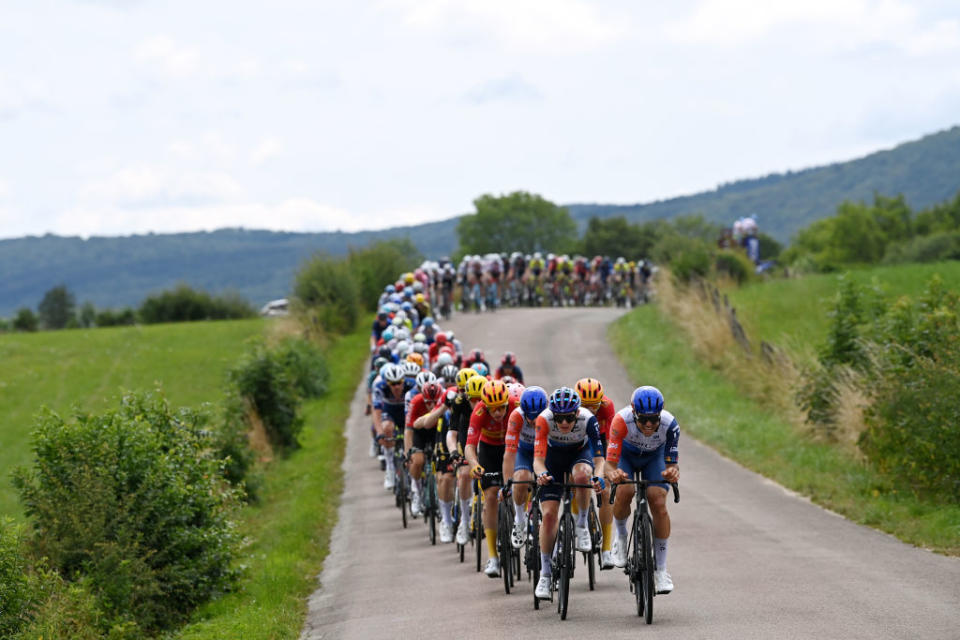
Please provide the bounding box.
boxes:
[1,125,958,316]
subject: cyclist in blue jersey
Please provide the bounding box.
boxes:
[372,363,415,490]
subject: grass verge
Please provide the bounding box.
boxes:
[174,323,369,640]
[609,305,960,555]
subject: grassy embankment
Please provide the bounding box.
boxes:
[0,319,265,518]
[175,324,368,639]
[1,317,370,638]
[609,263,960,555]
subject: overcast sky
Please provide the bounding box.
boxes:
[1,0,958,239]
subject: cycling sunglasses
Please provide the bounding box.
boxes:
[554,412,577,423]
[634,412,661,425]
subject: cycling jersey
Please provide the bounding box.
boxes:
[494,364,524,384]
[405,392,439,451]
[504,407,537,453]
[605,408,679,466]
[466,398,518,447]
[372,378,415,426]
[590,395,617,439]
[448,392,474,454]
[533,408,604,459]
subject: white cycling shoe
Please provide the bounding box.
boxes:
[369,439,378,457]
[654,570,674,594]
[484,557,501,578]
[575,525,592,552]
[612,536,628,568]
[601,550,615,569]
[410,494,423,517]
[511,520,526,549]
[456,520,470,546]
[535,575,552,599]
[440,521,454,544]
[383,472,395,491]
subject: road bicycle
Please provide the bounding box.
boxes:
[393,446,410,529]
[609,473,679,624]
[470,472,502,573]
[497,482,524,594]
[420,449,439,545]
[582,492,602,591]
[507,480,542,608]
[533,475,599,620]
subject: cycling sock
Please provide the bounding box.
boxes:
[440,501,453,527]
[654,538,668,570]
[540,552,552,578]
[485,529,498,559]
[615,518,628,537]
[601,523,613,552]
[514,505,526,526]
[460,499,470,522]
[576,508,587,528]
[570,495,579,516]
[384,448,395,473]
[411,480,421,496]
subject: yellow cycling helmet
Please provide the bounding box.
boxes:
[466,375,487,399]
[575,377,604,405]
[415,293,425,304]
[456,367,478,391]
[481,379,509,408]
[404,272,415,285]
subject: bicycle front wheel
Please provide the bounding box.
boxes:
[558,512,574,620]
[641,510,655,624]
[498,500,512,594]
[473,494,483,573]
[427,474,437,545]
[587,502,599,591]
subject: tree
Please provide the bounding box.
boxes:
[456,191,578,256]
[347,238,423,310]
[583,216,651,260]
[79,301,96,328]
[37,284,76,330]
[12,308,38,332]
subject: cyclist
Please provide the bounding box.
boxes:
[449,370,484,545]
[464,379,518,578]
[604,385,680,594]
[405,381,446,518]
[503,386,548,549]
[371,311,391,350]
[575,377,617,569]
[532,387,605,600]
[372,363,415,490]
[494,351,524,384]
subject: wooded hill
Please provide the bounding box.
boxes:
[2,125,957,316]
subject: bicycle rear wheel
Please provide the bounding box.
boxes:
[586,502,599,591]
[427,474,437,545]
[473,493,483,573]
[641,510,655,624]
[397,467,408,529]
[528,505,541,609]
[631,516,643,617]
[558,512,574,620]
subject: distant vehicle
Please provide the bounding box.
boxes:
[260,298,290,317]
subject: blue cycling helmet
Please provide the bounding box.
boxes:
[549,387,581,414]
[471,362,489,377]
[520,386,548,420]
[385,284,395,294]
[381,327,395,342]
[401,301,413,312]
[631,386,664,414]
[422,317,434,328]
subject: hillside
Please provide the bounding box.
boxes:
[2,125,957,316]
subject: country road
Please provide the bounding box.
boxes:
[301,308,960,640]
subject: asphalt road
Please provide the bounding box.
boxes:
[301,307,960,640]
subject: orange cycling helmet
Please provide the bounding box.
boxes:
[481,379,509,408]
[466,375,487,399]
[406,352,425,367]
[575,377,604,405]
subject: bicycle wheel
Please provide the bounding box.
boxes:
[586,502,599,591]
[498,500,512,594]
[528,505,541,610]
[473,493,483,573]
[558,512,574,620]
[631,516,643,617]
[427,474,437,545]
[453,493,465,562]
[640,510,655,625]
[397,465,408,530]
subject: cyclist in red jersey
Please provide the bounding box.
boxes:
[576,377,617,569]
[465,379,518,578]
[405,381,446,517]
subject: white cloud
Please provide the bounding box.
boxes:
[80,166,245,207]
[380,0,627,52]
[250,136,283,165]
[134,35,263,80]
[668,0,960,55]
[0,179,9,199]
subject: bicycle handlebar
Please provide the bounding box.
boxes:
[609,479,680,504]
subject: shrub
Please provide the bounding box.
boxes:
[883,230,960,264]
[96,308,137,327]
[0,519,39,637]
[714,249,755,285]
[348,239,423,311]
[138,284,255,324]
[13,308,38,332]
[274,337,330,399]
[227,342,304,450]
[12,392,241,634]
[652,234,713,283]
[294,254,360,334]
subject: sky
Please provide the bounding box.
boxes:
[1,0,958,239]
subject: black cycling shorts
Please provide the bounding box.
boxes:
[477,442,505,491]
[410,427,436,452]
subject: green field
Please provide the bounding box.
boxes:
[0,319,266,517]
[724,261,960,355]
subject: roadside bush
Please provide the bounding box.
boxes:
[0,519,40,637]
[13,307,38,332]
[274,337,330,399]
[12,576,132,640]
[348,239,423,310]
[138,284,255,324]
[227,342,304,450]
[883,230,960,264]
[12,392,241,634]
[294,254,360,334]
[714,249,755,285]
[95,307,137,327]
[653,234,713,283]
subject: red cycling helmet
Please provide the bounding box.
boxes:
[501,351,516,366]
[421,381,445,404]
